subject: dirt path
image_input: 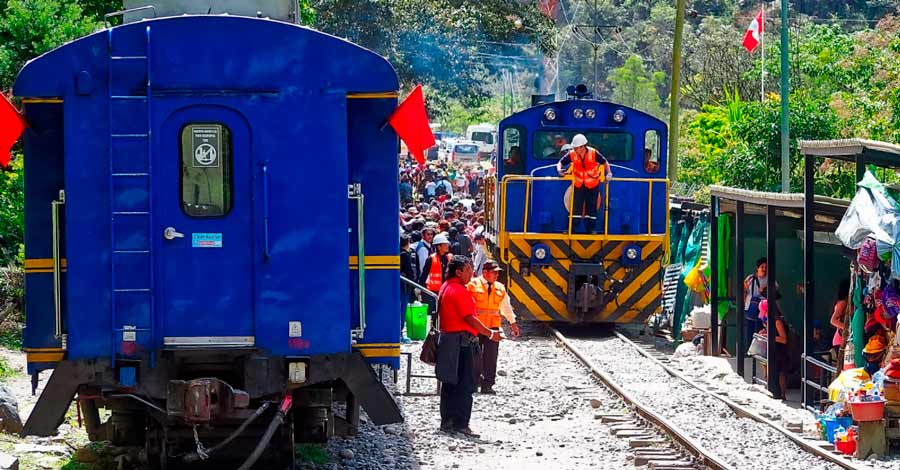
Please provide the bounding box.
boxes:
[0,347,90,469]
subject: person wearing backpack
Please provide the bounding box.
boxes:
[743,257,769,352]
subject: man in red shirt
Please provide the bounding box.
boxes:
[437,255,501,438]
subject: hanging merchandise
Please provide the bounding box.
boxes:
[853,276,867,368]
[674,218,709,340]
[884,286,900,319]
[836,169,899,250]
[859,237,880,273]
[714,214,732,320]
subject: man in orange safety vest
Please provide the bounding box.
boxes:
[466,260,520,394]
[556,133,612,234]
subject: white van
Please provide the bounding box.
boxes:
[466,123,497,158]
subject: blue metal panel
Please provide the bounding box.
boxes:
[251,91,351,357]
[23,102,65,354]
[347,97,400,368]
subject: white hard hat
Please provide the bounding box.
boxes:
[433,233,450,245]
[571,134,588,148]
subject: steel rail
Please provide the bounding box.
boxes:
[550,327,735,470]
[613,330,868,470]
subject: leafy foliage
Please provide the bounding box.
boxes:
[607,55,667,118]
[0,0,101,88]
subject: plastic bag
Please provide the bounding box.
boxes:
[684,262,704,293]
[836,170,899,250]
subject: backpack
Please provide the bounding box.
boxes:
[435,181,448,197]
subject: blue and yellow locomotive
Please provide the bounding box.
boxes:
[486,86,670,324]
[17,2,403,467]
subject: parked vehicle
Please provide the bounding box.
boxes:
[466,123,497,158]
[450,141,481,165]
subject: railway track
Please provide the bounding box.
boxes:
[550,326,870,470]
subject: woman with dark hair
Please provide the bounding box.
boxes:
[830,278,851,360]
[435,255,501,438]
[742,257,769,350]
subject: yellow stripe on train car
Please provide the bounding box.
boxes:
[355,348,401,358]
[27,352,65,363]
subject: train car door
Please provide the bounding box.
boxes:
[156,106,255,346]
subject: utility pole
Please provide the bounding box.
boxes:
[667,0,687,180]
[780,0,790,192]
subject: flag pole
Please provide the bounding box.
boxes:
[760,5,765,101]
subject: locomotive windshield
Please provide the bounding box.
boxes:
[532,131,633,161]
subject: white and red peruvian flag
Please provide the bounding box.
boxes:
[742,10,764,53]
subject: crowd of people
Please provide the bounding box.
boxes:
[399,156,521,438]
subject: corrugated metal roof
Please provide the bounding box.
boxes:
[799,138,900,158]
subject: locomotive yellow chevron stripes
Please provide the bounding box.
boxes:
[497,236,664,324]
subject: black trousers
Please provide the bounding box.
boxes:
[475,333,499,388]
[573,185,600,233]
[439,345,475,430]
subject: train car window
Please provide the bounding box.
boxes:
[644,129,661,173]
[180,123,233,217]
[502,126,526,175]
[532,131,633,161]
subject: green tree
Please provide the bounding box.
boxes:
[0,0,101,89]
[607,54,666,117]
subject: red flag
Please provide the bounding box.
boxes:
[742,10,764,53]
[388,85,434,165]
[0,94,26,168]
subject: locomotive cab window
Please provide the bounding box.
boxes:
[644,130,661,173]
[180,123,233,217]
[502,126,526,175]
[533,131,633,161]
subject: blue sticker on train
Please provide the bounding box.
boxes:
[192,233,223,248]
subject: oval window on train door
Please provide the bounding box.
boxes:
[644,130,661,174]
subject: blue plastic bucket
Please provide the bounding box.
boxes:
[823,417,853,443]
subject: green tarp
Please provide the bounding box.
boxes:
[673,219,708,339]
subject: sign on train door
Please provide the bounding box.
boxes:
[157,106,255,347]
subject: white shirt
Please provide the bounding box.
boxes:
[473,244,488,276]
[415,241,431,275]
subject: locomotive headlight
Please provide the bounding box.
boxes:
[543,108,558,121]
[585,108,596,119]
[626,247,638,260]
[573,108,584,119]
[535,247,547,260]
[613,109,626,123]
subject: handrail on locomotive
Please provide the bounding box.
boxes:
[485,175,671,233]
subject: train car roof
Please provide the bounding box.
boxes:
[499,99,667,128]
[15,15,398,97]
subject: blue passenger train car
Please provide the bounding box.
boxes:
[486,86,669,324]
[17,2,403,467]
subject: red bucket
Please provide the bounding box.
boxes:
[836,438,857,455]
[850,399,886,422]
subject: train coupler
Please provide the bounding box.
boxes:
[166,378,250,424]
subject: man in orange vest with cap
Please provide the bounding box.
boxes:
[557,133,612,234]
[467,260,520,394]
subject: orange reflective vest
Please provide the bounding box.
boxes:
[466,277,506,329]
[572,147,605,189]
[426,253,447,292]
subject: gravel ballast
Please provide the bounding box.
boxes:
[567,334,846,470]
